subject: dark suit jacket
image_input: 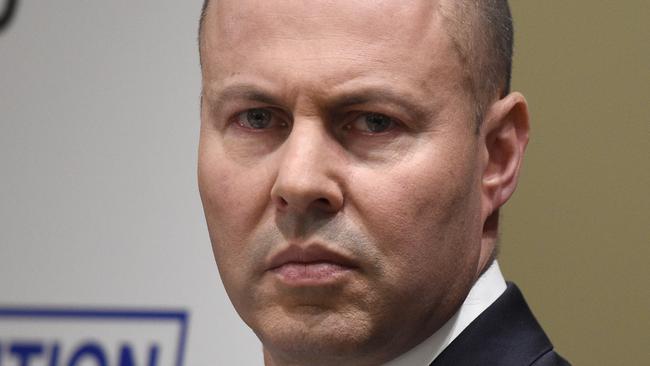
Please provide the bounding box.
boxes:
[430,283,570,366]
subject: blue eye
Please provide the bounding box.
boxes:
[235,108,288,130]
[349,113,396,133]
[237,108,280,129]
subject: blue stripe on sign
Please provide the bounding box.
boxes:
[0,306,189,366]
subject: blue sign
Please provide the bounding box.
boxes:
[0,307,188,366]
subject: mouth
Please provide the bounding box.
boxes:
[266,244,358,286]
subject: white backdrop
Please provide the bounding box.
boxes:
[0,1,260,364]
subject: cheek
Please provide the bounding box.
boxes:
[198,136,275,278]
[200,140,271,230]
[348,147,483,291]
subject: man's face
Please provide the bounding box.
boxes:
[199,0,493,364]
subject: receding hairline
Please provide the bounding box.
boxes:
[198,0,210,51]
[198,0,513,125]
[438,0,514,113]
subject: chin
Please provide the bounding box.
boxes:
[253,305,388,365]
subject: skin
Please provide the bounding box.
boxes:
[198,0,530,365]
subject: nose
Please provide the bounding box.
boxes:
[270,121,344,214]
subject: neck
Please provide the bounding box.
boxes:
[263,348,383,366]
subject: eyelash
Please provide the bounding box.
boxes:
[233,108,289,131]
[344,112,399,135]
[231,108,401,135]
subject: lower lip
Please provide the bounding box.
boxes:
[271,262,353,285]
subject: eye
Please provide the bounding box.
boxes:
[236,108,286,130]
[347,113,396,134]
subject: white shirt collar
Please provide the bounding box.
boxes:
[382,261,507,366]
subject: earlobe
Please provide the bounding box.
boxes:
[481,92,530,216]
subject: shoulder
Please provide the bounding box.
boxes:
[430,282,570,366]
[532,349,571,366]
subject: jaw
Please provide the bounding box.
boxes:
[245,270,472,366]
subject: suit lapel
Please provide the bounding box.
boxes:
[429,283,554,366]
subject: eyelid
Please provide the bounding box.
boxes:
[343,111,401,134]
[233,107,291,130]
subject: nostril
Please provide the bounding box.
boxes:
[273,193,342,213]
[315,197,331,207]
[276,197,289,210]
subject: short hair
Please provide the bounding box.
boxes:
[439,0,514,126]
[198,0,514,126]
[198,0,210,51]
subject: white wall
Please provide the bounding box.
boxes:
[0,1,260,364]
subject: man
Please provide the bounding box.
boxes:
[197,0,569,365]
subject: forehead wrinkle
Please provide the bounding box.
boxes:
[204,1,454,69]
[212,84,281,106]
[203,0,469,119]
[203,0,451,52]
[211,0,444,48]
[204,77,299,110]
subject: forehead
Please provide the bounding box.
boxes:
[210,0,439,44]
[201,0,463,101]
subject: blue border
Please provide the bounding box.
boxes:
[0,306,189,366]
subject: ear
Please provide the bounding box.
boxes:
[480,92,530,224]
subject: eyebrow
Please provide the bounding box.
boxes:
[326,89,432,122]
[206,83,283,111]
[207,83,433,122]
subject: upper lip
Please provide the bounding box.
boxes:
[266,243,358,271]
